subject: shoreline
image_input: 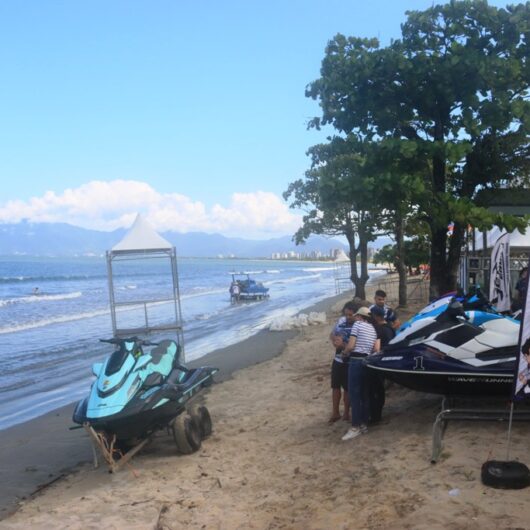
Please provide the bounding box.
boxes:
[0,290,352,518]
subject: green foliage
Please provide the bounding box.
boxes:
[304,0,530,295]
[284,135,384,245]
[373,245,396,267]
[373,238,430,269]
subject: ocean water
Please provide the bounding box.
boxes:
[0,256,383,430]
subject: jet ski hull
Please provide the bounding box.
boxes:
[73,366,217,440]
[365,347,514,396]
[74,396,184,440]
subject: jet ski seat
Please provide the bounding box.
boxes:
[476,319,520,349]
[142,340,181,385]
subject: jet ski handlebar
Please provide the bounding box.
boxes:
[99,337,160,347]
[437,299,469,322]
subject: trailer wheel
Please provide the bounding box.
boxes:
[189,404,213,438]
[481,460,530,489]
[172,413,202,454]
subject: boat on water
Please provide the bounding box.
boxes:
[229,273,269,301]
[365,300,520,396]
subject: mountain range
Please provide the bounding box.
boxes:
[0,221,349,258]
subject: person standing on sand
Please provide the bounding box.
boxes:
[328,301,356,423]
[371,305,395,347]
[341,307,380,441]
[370,289,400,330]
[368,305,395,423]
[513,267,528,312]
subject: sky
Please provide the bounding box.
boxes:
[0,0,511,238]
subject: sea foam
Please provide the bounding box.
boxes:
[269,312,327,331]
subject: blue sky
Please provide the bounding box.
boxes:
[0,0,511,237]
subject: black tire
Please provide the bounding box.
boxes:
[171,413,202,454]
[189,404,213,438]
[481,460,530,489]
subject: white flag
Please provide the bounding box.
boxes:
[489,233,511,312]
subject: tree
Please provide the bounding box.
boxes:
[374,237,430,273]
[373,245,396,268]
[307,1,530,298]
[284,136,383,299]
[362,139,427,306]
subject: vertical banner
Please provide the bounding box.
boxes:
[489,233,511,312]
[513,253,530,400]
[458,255,468,293]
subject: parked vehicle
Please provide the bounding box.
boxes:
[365,300,519,396]
[230,273,269,301]
[73,337,217,459]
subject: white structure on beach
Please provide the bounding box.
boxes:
[333,249,350,262]
[106,213,185,358]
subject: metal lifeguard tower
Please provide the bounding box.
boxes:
[106,214,185,359]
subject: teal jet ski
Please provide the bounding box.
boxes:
[73,337,217,445]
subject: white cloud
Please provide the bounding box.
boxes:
[0,180,302,238]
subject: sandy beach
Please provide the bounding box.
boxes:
[2,286,530,529]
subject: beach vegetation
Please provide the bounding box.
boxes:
[284,136,384,299]
[291,0,530,299]
[361,139,428,305]
[373,237,430,274]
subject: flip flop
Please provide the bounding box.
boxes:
[328,416,341,424]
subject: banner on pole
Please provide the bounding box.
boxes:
[489,233,511,313]
[458,255,468,293]
[512,253,530,400]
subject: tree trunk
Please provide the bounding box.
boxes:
[345,230,361,297]
[345,230,370,300]
[429,122,448,300]
[429,225,447,300]
[445,222,464,293]
[394,214,408,307]
[356,235,370,300]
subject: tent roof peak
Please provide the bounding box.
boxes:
[111,213,172,252]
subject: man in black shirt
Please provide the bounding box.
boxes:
[367,305,395,423]
[370,289,400,330]
[371,305,395,346]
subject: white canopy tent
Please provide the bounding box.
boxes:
[111,213,173,252]
[472,227,530,251]
[106,214,185,358]
[464,224,530,295]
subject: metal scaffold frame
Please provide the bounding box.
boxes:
[106,246,185,360]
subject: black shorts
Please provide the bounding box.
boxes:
[331,359,348,390]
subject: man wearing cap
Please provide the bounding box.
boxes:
[341,306,380,441]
